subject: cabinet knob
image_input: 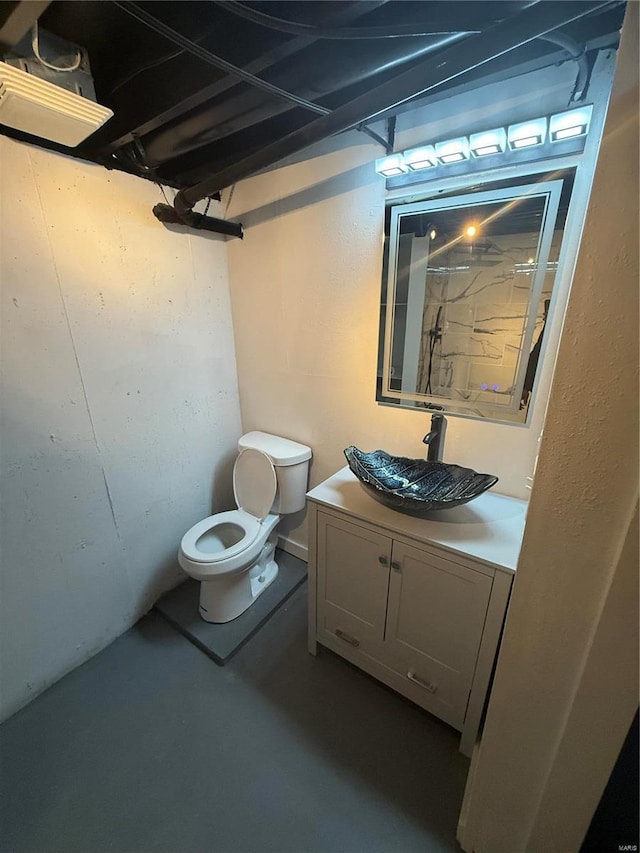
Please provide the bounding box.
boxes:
[378,555,388,565]
[391,561,401,571]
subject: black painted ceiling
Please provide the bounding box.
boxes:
[0,1,626,198]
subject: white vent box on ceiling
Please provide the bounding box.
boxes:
[0,61,113,147]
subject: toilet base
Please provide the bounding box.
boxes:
[198,534,279,623]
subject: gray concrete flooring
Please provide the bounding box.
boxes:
[0,583,469,853]
[154,551,307,665]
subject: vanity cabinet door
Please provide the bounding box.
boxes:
[317,512,391,653]
[384,541,493,728]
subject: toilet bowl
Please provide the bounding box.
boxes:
[178,432,312,623]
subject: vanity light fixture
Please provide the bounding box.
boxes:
[435,137,470,164]
[378,109,591,179]
[469,128,507,157]
[549,104,593,141]
[507,117,547,149]
[375,153,408,177]
[403,145,437,170]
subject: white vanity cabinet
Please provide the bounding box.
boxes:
[307,467,526,757]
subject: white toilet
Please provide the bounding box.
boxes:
[178,431,312,623]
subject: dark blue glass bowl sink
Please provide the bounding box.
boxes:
[344,446,499,515]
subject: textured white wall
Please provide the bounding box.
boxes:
[225,62,604,553]
[459,6,639,850]
[0,139,242,721]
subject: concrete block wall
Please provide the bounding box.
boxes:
[0,139,242,720]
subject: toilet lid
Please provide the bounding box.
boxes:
[233,448,277,521]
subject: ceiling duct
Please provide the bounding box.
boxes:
[0,22,112,146]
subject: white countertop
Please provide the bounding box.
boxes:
[307,466,527,574]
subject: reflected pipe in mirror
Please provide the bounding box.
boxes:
[376,169,574,425]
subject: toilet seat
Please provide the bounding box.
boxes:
[180,509,261,564]
[178,449,279,579]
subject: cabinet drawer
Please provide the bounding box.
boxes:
[383,644,469,728]
[384,541,493,725]
[318,606,385,662]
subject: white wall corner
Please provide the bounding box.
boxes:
[455,4,639,850]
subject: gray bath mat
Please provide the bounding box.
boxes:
[154,549,307,665]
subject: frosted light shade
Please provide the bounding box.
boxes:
[375,153,408,177]
[469,128,507,156]
[404,145,437,170]
[435,137,470,164]
[507,117,547,149]
[549,105,593,141]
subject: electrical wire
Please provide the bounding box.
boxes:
[110,46,186,95]
[109,25,219,95]
[212,1,479,39]
[113,1,331,117]
[112,1,393,153]
[157,183,172,205]
[224,183,236,218]
[31,20,82,72]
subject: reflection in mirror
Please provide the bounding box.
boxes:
[377,171,574,423]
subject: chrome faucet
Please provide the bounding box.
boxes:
[423,414,447,462]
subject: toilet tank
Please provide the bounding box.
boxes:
[238,431,312,514]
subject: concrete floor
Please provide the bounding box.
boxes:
[0,583,469,853]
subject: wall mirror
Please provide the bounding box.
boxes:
[376,169,574,424]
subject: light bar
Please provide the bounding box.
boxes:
[549,104,593,141]
[469,127,507,157]
[375,153,408,177]
[403,145,437,171]
[376,107,592,179]
[507,117,547,150]
[435,137,470,164]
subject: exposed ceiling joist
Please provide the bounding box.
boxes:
[176,1,617,207]
[101,1,391,153]
[0,1,51,49]
[0,0,625,235]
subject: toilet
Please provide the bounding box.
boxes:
[178,431,312,623]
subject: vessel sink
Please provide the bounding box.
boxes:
[344,446,499,515]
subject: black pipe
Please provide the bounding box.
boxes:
[175,1,614,211]
[152,202,243,238]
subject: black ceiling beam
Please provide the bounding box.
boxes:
[372,22,622,127]
[175,1,616,211]
[141,32,466,169]
[102,1,390,154]
[0,1,50,49]
[156,14,616,188]
[113,1,335,118]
